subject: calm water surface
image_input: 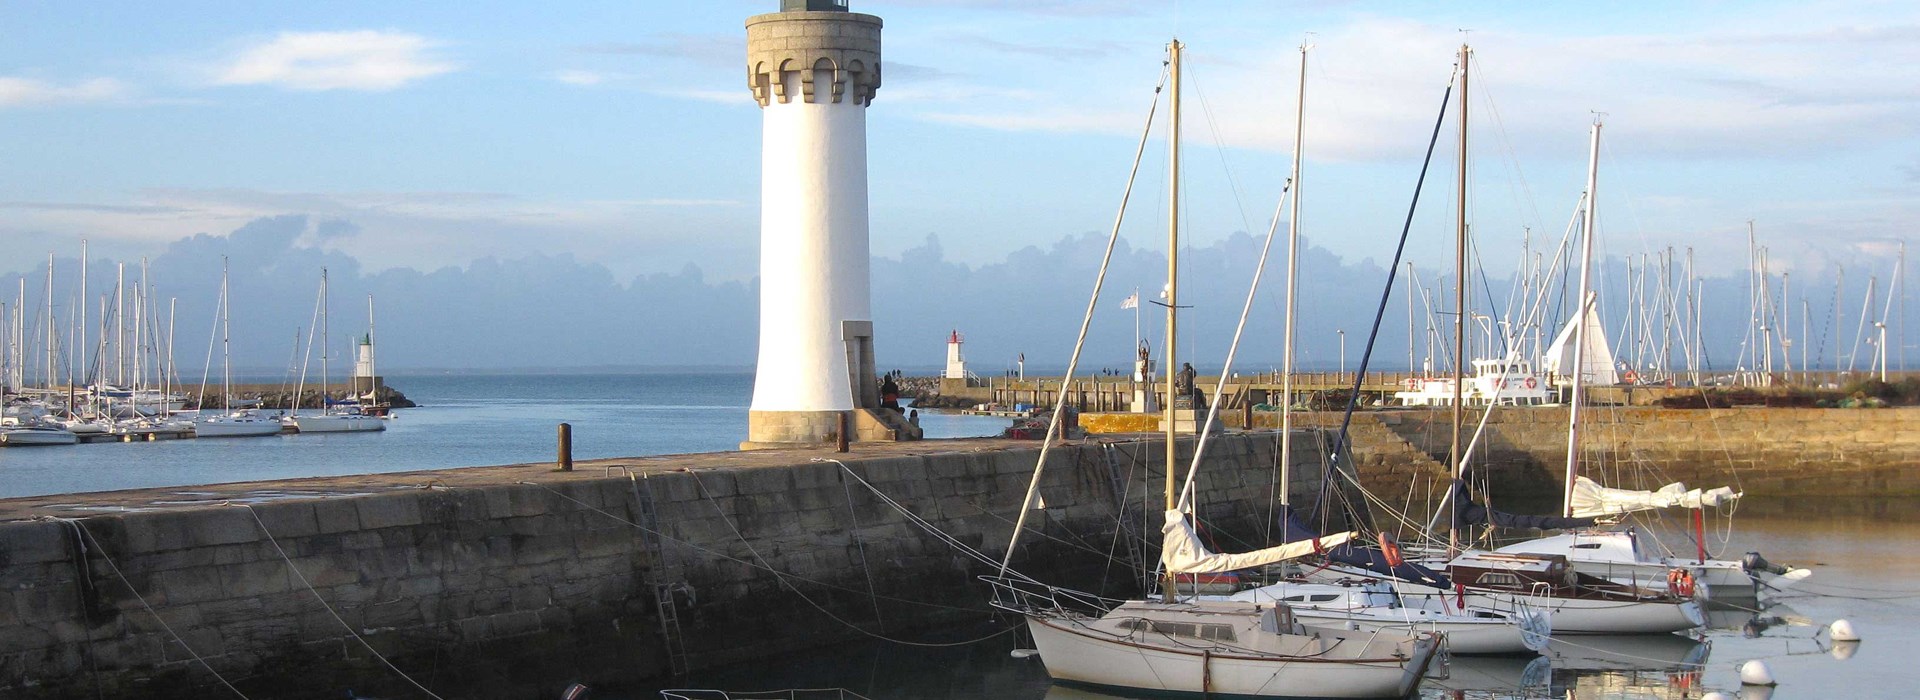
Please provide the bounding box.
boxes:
[0,373,1010,498]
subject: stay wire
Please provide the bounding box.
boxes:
[1323,68,1459,535]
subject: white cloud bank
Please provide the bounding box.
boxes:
[216,30,457,91]
[0,77,125,108]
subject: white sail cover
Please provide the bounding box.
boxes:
[1543,296,1618,386]
[1568,476,1741,518]
[1160,510,1355,574]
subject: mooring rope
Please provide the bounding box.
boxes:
[684,471,1022,648]
[231,504,447,700]
[45,517,253,700]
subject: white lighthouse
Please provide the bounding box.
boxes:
[743,0,904,447]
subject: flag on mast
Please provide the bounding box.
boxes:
[1120,291,1139,309]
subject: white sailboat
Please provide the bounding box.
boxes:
[196,258,281,438]
[988,40,1439,699]
[1497,121,1808,601]
[294,269,385,434]
[1215,40,1545,658]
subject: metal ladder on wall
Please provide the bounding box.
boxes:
[633,473,691,676]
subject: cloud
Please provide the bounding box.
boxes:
[554,70,610,86]
[877,0,1149,17]
[0,188,758,281]
[215,30,457,91]
[0,77,125,107]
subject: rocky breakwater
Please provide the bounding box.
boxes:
[186,383,417,411]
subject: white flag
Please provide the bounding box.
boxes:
[1120,292,1139,310]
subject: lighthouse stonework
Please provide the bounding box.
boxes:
[743,0,906,447]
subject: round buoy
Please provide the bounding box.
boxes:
[1829,619,1860,642]
[1739,659,1776,686]
[1701,692,1735,700]
[1010,648,1039,659]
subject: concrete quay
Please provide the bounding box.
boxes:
[0,433,1349,699]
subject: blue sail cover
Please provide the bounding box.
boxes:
[1277,506,1451,588]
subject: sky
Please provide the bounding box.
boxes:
[2,1,1917,371]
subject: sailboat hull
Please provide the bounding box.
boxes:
[1022,607,1437,698]
[195,418,285,437]
[0,428,79,446]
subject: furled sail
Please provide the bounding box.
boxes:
[1568,476,1741,518]
[1160,510,1355,574]
[1543,293,1618,385]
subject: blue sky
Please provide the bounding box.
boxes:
[4,0,1919,287]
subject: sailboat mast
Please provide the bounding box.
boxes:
[1564,118,1602,518]
[1280,42,1307,514]
[321,268,331,416]
[222,258,233,408]
[1447,43,1469,552]
[1161,38,1182,603]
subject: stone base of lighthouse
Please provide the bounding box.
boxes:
[740,408,923,450]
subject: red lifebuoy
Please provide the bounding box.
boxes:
[1524,377,1538,389]
[1625,370,1640,384]
[1666,569,1696,597]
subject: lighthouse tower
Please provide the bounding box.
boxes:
[742,0,889,447]
[944,330,968,380]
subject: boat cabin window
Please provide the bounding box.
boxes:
[1573,543,1602,549]
[1475,572,1522,588]
[1282,594,1340,603]
[1121,619,1237,642]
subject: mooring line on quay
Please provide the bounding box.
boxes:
[45,516,254,700]
[684,470,1024,649]
[230,503,449,700]
[520,478,1023,649]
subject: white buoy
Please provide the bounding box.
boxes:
[1702,692,1736,700]
[1829,619,1860,642]
[1739,659,1776,686]
[1010,648,1039,659]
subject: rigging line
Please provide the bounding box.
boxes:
[521,480,998,613]
[47,518,251,700]
[684,471,1022,648]
[230,505,446,700]
[1000,63,1169,576]
[817,459,1048,585]
[1184,61,1262,239]
[1176,173,1293,511]
[1322,67,1459,528]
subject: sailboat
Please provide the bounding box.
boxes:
[195,258,282,438]
[986,40,1439,699]
[293,269,385,434]
[1202,40,1545,657]
[1493,123,1809,602]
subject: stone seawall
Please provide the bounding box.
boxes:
[1379,406,1920,499]
[0,433,1341,699]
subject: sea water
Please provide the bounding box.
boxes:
[0,372,1011,498]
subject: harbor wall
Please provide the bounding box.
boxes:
[1376,406,1920,498]
[0,433,1339,699]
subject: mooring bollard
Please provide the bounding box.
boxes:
[557,422,574,471]
[836,412,851,453]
